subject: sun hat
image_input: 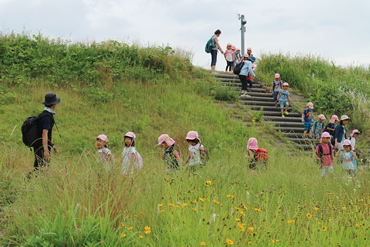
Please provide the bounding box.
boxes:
[97,134,108,142]
[343,139,352,146]
[350,129,360,137]
[232,45,236,49]
[249,56,256,63]
[236,48,240,51]
[124,131,136,146]
[186,131,201,142]
[227,43,232,46]
[318,114,326,120]
[275,73,280,79]
[247,137,258,150]
[42,93,60,105]
[158,134,175,146]
[247,47,252,51]
[283,82,289,86]
[321,132,331,138]
[307,102,314,109]
[340,115,350,121]
[330,115,339,123]
[244,53,249,57]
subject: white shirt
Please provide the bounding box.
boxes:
[188,144,203,166]
[351,137,356,150]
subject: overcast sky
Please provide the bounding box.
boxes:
[1,0,369,71]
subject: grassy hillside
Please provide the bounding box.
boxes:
[1,33,370,246]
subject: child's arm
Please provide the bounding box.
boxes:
[335,149,344,157]
[161,152,164,160]
[351,150,358,160]
[315,151,321,161]
[174,151,181,164]
[183,152,190,165]
[199,146,206,157]
[331,152,334,163]
[245,150,254,159]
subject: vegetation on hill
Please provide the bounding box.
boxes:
[0,33,369,246]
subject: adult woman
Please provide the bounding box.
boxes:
[334,115,350,150]
[210,29,224,74]
[239,56,257,97]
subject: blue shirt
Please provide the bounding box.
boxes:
[278,89,290,101]
[324,123,335,135]
[239,60,256,77]
[303,109,312,122]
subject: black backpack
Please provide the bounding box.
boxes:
[21,111,54,149]
[233,62,244,75]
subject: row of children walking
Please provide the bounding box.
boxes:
[95,131,268,173]
[224,44,254,73]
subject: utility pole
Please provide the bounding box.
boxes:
[238,14,247,55]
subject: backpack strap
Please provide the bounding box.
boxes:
[318,144,323,159]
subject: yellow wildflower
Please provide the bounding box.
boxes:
[182,203,188,207]
[248,227,254,232]
[192,208,197,211]
[254,208,261,212]
[127,227,133,231]
[356,223,362,226]
[322,226,328,231]
[226,238,234,245]
[205,181,212,185]
[238,223,246,232]
[120,233,126,238]
[160,210,165,213]
[342,207,346,210]
[199,197,204,202]
[306,213,312,219]
[287,220,294,225]
[314,207,319,211]
[235,218,240,222]
[120,224,125,227]
[272,239,280,243]
[200,242,206,246]
[214,200,220,204]
[226,195,234,198]
[169,203,174,207]
[132,215,138,218]
[145,226,151,231]
[139,235,144,239]
[158,204,163,207]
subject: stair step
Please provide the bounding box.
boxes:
[241,100,281,106]
[240,96,275,102]
[222,82,264,88]
[215,74,238,79]
[247,105,293,111]
[246,92,273,97]
[287,138,317,144]
[281,133,306,138]
[273,126,305,132]
[292,144,315,150]
[263,116,302,122]
[262,111,301,117]
[267,121,304,127]
[221,86,266,93]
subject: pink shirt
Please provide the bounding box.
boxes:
[315,144,333,167]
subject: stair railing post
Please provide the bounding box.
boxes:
[239,14,247,55]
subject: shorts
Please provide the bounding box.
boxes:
[280,100,289,108]
[315,131,322,139]
[232,60,236,67]
[273,91,279,101]
[321,165,333,176]
[304,122,312,130]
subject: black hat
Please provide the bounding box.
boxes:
[42,93,61,105]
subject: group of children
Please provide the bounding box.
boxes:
[95,130,269,173]
[224,44,254,73]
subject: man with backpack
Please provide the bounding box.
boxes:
[205,29,224,74]
[31,93,60,173]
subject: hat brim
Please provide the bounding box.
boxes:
[42,97,60,105]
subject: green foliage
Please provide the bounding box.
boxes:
[251,108,264,122]
[213,85,239,102]
[82,87,115,104]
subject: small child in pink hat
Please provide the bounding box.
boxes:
[312,114,326,142]
[235,48,242,64]
[246,137,268,170]
[224,43,235,73]
[277,82,291,117]
[302,102,314,138]
[96,134,114,172]
[246,47,253,58]
[324,115,339,137]
[120,132,143,173]
[183,131,207,172]
[270,73,283,107]
[315,132,334,176]
[335,139,357,176]
[349,129,360,151]
[158,134,181,172]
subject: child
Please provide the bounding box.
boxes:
[224,43,235,73]
[335,139,357,176]
[231,45,237,71]
[235,48,242,64]
[246,47,253,58]
[315,132,334,176]
[158,134,181,172]
[312,114,326,142]
[246,138,268,170]
[183,131,206,172]
[349,129,360,151]
[324,115,339,135]
[270,73,283,107]
[120,132,143,173]
[302,102,314,138]
[277,82,291,117]
[96,134,114,172]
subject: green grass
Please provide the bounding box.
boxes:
[1,33,370,246]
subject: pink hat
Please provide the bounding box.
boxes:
[227,43,232,46]
[97,134,108,142]
[124,131,136,146]
[321,132,330,138]
[247,47,252,51]
[275,73,280,79]
[330,115,339,123]
[232,45,236,49]
[244,53,249,57]
[158,134,175,146]
[350,129,360,137]
[343,139,352,147]
[252,64,255,68]
[186,131,201,142]
[307,102,314,109]
[318,114,326,120]
[236,48,240,51]
[247,137,258,150]
[283,82,289,86]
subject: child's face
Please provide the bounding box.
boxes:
[188,140,197,146]
[344,145,351,151]
[159,142,170,149]
[322,137,330,144]
[227,45,231,50]
[353,133,359,138]
[276,77,281,81]
[247,50,252,54]
[283,86,288,90]
[124,137,132,146]
[96,138,106,148]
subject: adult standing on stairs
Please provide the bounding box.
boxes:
[334,115,350,150]
[239,56,257,97]
[210,29,224,74]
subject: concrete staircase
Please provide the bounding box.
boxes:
[215,73,316,151]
